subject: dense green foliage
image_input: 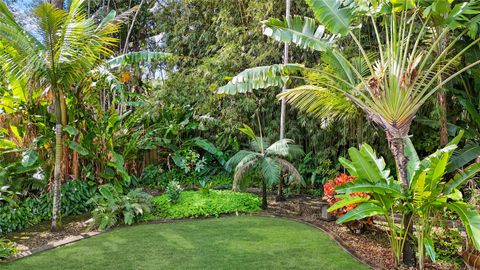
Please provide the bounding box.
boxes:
[0,239,16,259]
[88,185,152,230]
[0,180,95,234]
[151,191,261,219]
[2,217,369,270]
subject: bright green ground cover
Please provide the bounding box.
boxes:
[150,190,261,219]
[3,216,368,270]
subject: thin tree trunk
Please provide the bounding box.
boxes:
[277,0,290,202]
[262,176,268,210]
[387,134,416,267]
[59,91,69,181]
[51,96,63,232]
[437,91,448,146]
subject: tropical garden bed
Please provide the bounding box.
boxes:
[2,0,480,269]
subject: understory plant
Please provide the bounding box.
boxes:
[165,181,183,204]
[330,132,480,269]
[0,239,17,260]
[88,185,152,230]
[226,125,303,209]
[323,173,372,234]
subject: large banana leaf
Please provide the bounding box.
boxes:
[335,179,404,197]
[306,0,355,36]
[444,202,480,250]
[345,144,389,183]
[327,195,370,212]
[106,51,171,69]
[218,64,304,95]
[262,16,337,51]
[445,162,480,194]
[446,143,480,173]
[404,137,420,182]
[336,202,387,223]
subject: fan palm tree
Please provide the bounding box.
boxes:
[226,125,303,209]
[219,1,480,265]
[0,0,136,231]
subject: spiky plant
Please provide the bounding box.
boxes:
[218,2,480,265]
[226,125,303,209]
[0,0,136,231]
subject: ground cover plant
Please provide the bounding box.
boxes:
[151,190,261,219]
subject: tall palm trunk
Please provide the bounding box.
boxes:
[437,91,448,146]
[262,176,268,210]
[387,133,416,267]
[52,95,63,231]
[59,91,70,181]
[277,0,291,202]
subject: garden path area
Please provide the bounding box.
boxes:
[3,216,367,270]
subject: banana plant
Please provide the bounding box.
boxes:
[328,143,408,265]
[330,131,480,269]
[0,0,137,231]
[219,2,480,265]
[404,131,480,269]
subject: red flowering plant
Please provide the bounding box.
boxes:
[323,173,372,233]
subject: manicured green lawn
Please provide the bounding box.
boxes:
[3,216,369,270]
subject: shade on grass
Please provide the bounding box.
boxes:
[3,216,369,270]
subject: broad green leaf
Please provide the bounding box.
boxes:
[63,125,79,136]
[238,124,257,141]
[339,157,357,176]
[445,163,480,194]
[193,137,225,164]
[69,141,89,156]
[444,202,480,250]
[336,203,387,223]
[0,139,17,149]
[327,195,370,212]
[425,237,436,262]
[21,149,38,167]
[218,64,304,95]
[347,145,385,182]
[404,137,420,182]
[335,179,403,197]
[306,0,354,36]
[446,143,480,173]
[262,16,336,51]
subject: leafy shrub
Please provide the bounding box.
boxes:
[88,185,152,230]
[0,239,17,259]
[0,180,95,235]
[150,190,261,219]
[324,173,371,234]
[433,228,463,264]
[165,181,182,203]
[198,179,212,195]
[139,165,165,188]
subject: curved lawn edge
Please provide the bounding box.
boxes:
[3,214,375,269]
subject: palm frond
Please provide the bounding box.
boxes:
[218,64,304,95]
[265,139,294,157]
[262,15,337,51]
[225,150,258,171]
[278,85,358,121]
[276,158,303,186]
[233,159,258,191]
[261,157,281,186]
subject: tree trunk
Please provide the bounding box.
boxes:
[51,97,63,232]
[262,177,268,210]
[437,91,448,146]
[277,0,291,200]
[50,0,64,9]
[387,135,416,267]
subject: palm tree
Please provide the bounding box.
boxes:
[218,1,480,265]
[0,0,136,231]
[226,125,303,209]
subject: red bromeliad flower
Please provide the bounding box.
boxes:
[323,173,369,217]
